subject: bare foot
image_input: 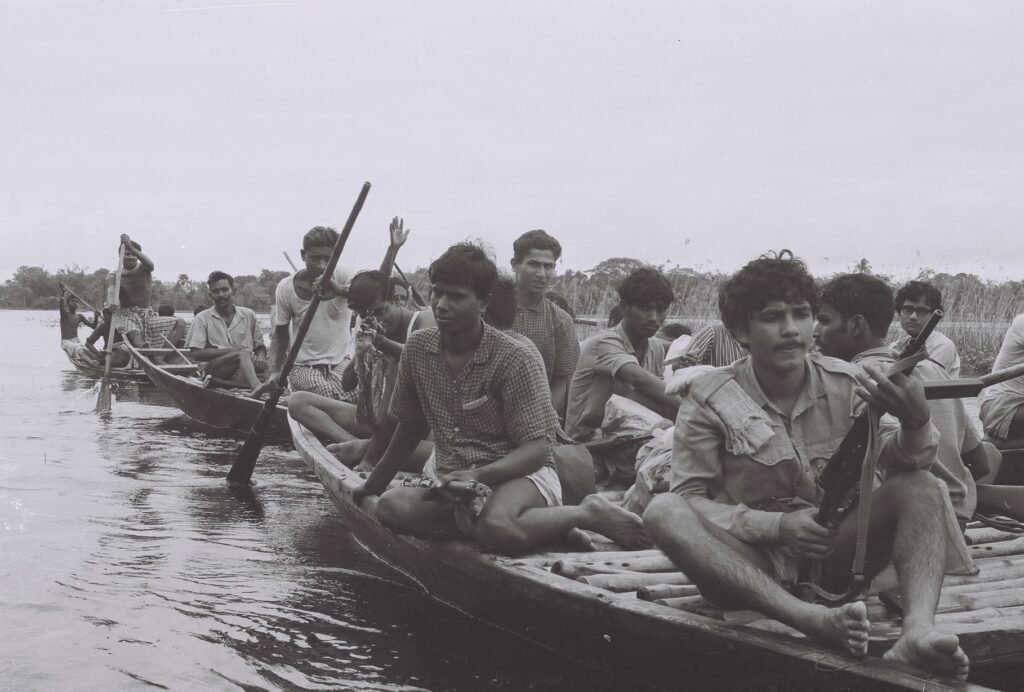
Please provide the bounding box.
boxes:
[807,601,870,656]
[579,494,651,550]
[883,628,969,681]
[327,439,370,468]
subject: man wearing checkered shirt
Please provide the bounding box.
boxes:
[355,243,648,555]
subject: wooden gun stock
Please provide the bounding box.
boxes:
[924,362,1024,400]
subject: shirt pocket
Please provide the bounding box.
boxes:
[461,396,503,437]
[735,442,802,507]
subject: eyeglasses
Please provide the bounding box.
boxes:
[898,306,934,318]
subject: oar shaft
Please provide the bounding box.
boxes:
[61,285,98,313]
[393,263,427,308]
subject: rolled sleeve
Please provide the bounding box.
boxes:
[274,279,293,327]
[187,314,209,349]
[593,333,638,379]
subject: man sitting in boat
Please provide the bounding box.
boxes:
[677,321,747,368]
[979,311,1024,445]
[643,251,973,681]
[565,267,681,441]
[289,268,435,469]
[186,271,269,391]
[354,242,648,555]
[814,272,984,525]
[890,280,961,378]
[510,230,580,423]
[58,286,100,366]
[85,308,131,368]
[388,275,413,308]
[253,226,356,401]
[106,234,188,361]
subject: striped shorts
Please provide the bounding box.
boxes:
[288,360,357,403]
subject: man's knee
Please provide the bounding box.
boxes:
[375,491,418,533]
[883,469,946,507]
[643,493,698,542]
[287,391,317,416]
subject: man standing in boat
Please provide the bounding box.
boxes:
[643,251,972,681]
[58,285,100,366]
[106,234,188,359]
[510,230,580,422]
[565,266,681,441]
[186,271,268,391]
[354,242,648,555]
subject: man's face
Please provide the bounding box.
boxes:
[621,302,668,341]
[300,245,332,277]
[813,304,857,361]
[391,285,410,307]
[123,251,139,270]
[208,279,234,308]
[897,297,935,338]
[511,249,556,296]
[739,299,814,376]
[350,296,402,337]
[431,281,487,337]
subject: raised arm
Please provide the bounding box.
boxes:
[378,216,410,275]
[120,234,154,272]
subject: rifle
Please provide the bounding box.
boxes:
[923,362,1024,400]
[798,310,943,605]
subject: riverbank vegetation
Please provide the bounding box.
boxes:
[5,259,1022,376]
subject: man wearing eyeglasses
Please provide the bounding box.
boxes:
[890,281,961,377]
[288,269,436,470]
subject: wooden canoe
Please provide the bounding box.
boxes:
[65,349,151,383]
[128,344,291,444]
[290,414,1024,691]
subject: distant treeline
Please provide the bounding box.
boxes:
[5,257,1023,323]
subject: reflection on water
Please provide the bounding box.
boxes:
[0,311,624,691]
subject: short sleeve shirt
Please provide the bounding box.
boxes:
[891,330,961,378]
[513,298,580,380]
[564,323,665,439]
[187,306,262,351]
[683,322,747,367]
[389,322,559,477]
[274,267,354,366]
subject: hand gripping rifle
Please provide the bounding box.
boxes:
[796,310,943,604]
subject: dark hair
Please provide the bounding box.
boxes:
[895,280,943,312]
[157,304,175,317]
[820,273,894,335]
[608,303,624,327]
[302,226,339,250]
[428,242,498,299]
[545,290,575,318]
[719,250,818,334]
[207,270,234,288]
[512,229,562,263]
[349,270,389,309]
[192,304,209,316]
[657,321,692,340]
[485,277,517,330]
[617,267,674,308]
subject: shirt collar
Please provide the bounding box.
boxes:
[852,346,895,364]
[424,320,494,364]
[613,322,639,356]
[733,354,825,418]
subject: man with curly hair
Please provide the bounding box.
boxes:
[565,266,680,440]
[644,251,973,681]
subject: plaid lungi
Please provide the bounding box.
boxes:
[288,359,357,403]
[111,307,178,347]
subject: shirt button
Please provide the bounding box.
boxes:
[454,426,460,432]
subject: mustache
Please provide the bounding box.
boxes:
[774,340,805,351]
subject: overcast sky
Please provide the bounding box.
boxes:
[2,0,1022,285]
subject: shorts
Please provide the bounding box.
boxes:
[288,359,357,403]
[61,337,85,360]
[423,450,563,508]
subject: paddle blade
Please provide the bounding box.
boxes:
[95,379,112,413]
[228,432,265,485]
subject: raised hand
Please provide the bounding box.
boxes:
[855,363,930,430]
[389,216,410,248]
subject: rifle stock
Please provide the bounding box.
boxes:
[924,362,1024,400]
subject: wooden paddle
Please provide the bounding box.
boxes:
[60,284,99,314]
[96,242,127,413]
[228,182,371,484]
[283,251,299,272]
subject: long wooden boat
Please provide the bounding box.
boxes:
[290,414,1024,691]
[128,344,291,443]
[65,349,151,383]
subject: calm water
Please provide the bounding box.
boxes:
[0,311,625,692]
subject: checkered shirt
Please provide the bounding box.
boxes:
[390,322,559,477]
[513,298,580,379]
